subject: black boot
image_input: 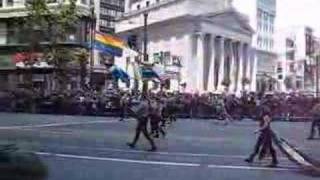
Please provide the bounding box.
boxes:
[148,146,157,152]
[245,156,254,163]
[267,161,278,167]
[126,142,136,149]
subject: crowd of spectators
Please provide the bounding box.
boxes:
[0,88,318,121]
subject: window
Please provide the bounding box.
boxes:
[257,9,263,19]
[296,81,302,89]
[270,39,274,49]
[137,4,140,10]
[257,36,262,47]
[146,1,150,7]
[257,21,262,31]
[47,0,58,3]
[264,24,268,32]
[7,0,13,6]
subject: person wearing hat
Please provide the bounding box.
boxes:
[245,107,278,167]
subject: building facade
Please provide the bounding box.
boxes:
[97,0,125,34]
[115,0,256,94]
[275,26,318,93]
[233,0,277,92]
[90,0,125,88]
[0,0,91,92]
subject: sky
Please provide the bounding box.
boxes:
[277,0,320,35]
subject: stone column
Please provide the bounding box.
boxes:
[237,42,244,93]
[250,48,258,91]
[196,33,205,92]
[186,34,198,92]
[3,0,7,7]
[218,37,225,91]
[229,40,236,93]
[125,0,131,13]
[245,45,251,81]
[208,34,216,92]
[242,44,249,91]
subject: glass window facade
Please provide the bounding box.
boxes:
[99,0,124,33]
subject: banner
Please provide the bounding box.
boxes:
[272,131,320,174]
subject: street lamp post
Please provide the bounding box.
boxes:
[89,6,96,87]
[142,13,149,94]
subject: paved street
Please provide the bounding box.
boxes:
[0,112,319,180]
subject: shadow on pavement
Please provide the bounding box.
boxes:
[0,144,48,180]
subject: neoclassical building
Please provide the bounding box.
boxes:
[115,0,257,94]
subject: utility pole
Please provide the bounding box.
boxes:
[142,13,149,94]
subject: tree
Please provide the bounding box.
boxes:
[25,0,85,92]
[74,48,89,89]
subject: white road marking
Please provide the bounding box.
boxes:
[36,152,200,167]
[48,145,290,161]
[36,152,297,171]
[0,120,121,130]
[208,164,298,171]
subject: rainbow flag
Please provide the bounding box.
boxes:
[94,32,126,57]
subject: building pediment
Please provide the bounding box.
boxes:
[200,8,254,35]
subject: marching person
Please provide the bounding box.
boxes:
[245,107,278,167]
[119,92,130,121]
[307,103,320,140]
[149,97,166,138]
[127,94,157,151]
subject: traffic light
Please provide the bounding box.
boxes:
[128,35,138,50]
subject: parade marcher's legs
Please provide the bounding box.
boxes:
[245,111,278,167]
[245,133,278,166]
[127,118,157,151]
[308,118,320,139]
[119,105,128,121]
[150,115,166,138]
[245,134,264,163]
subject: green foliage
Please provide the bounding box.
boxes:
[75,48,90,88]
[25,0,89,91]
[25,0,52,29]
[25,0,79,43]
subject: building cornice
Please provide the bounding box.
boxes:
[117,0,185,21]
[116,14,196,33]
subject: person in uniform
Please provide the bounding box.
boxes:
[119,93,130,121]
[149,97,166,138]
[127,94,157,151]
[245,107,278,167]
[308,103,320,140]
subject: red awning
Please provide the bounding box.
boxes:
[12,52,43,63]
